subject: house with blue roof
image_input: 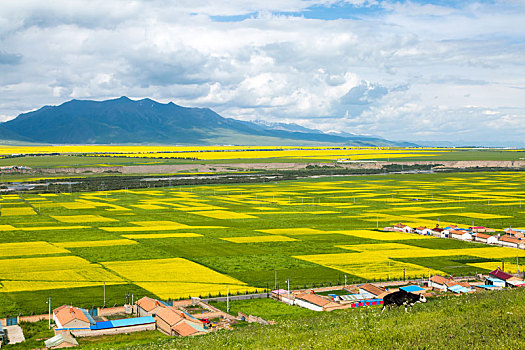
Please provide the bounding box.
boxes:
[400,285,426,293]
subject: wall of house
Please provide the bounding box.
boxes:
[154,317,173,336]
[294,299,323,311]
[71,323,156,337]
[63,319,90,329]
[98,306,126,316]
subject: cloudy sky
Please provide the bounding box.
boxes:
[1,0,524,145]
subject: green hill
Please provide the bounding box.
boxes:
[69,288,525,350]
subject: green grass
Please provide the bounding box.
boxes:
[66,288,525,350]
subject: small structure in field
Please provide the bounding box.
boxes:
[358,283,388,299]
[44,332,79,348]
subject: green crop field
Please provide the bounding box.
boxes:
[1,171,525,317]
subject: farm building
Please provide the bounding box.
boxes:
[472,233,498,244]
[136,296,168,317]
[470,226,495,233]
[489,269,523,287]
[271,289,294,305]
[415,226,432,235]
[358,284,387,299]
[394,223,413,233]
[154,307,207,337]
[294,292,342,311]
[399,285,426,294]
[447,284,472,294]
[497,236,523,249]
[430,227,446,238]
[504,228,525,238]
[428,276,450,291]
[53,305,95,329]
[44,332,79,349]
[485,277,506,288]
[450,230,473,241]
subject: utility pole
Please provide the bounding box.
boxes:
[388,257,390,281]
[47,297,51,329]
[286,278,291,305]
[226,284,230,313]
[517,256,520,274]
[344,274,347,286]
[103,282,106,307]
[274,270,277,290]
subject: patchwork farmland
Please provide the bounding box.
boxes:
[1,171,525,316]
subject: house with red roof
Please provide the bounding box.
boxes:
[358,283,388,299]
[53,305,95,329]
[472,232,498,244]
[154,306,207,337]
[497,236,522,249]
[136,296,168,317]
[294,292,342,311]
[489,269,524,287]
[450,230,473,241]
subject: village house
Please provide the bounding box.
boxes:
[358,283,388,299]
[154,306,207,337]
[470,226,495,233]
[428,276,449,291]
[504,228,525,238]
[394,223,413,233]
[415,226,432,235]
[489,269,524,287]
[472,232,499,244]
[271,289,294,305]
[428,275,470,292]
[497,236,522,249]
[430,227,446,238]
[294,292,342,312]
[136,296,168,317]
[450,230,473,241]
[53,305,95,329]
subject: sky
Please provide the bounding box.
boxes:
[1,0,524,145]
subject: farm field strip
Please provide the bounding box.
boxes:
[0,171,525,311]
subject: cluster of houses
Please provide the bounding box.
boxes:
[271,268,524,313]
[384,223,525,249]
[43,297,237,348]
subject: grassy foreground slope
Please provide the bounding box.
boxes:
[78,288,524,350]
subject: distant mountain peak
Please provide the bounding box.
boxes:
[0,97,415,146]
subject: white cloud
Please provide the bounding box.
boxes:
[0,0,524,144]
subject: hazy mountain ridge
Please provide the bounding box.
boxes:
[0,97,415,146]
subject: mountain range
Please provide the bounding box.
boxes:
[0,97,415,146]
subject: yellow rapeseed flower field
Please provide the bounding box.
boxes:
[0,241,70,257]
[102,258,257,299]
[1,207,36,216]
[0,256,124,293]
[51,214,118,223]
[53,239,138,248]
[221,235,298,243]
[121,233,203,239]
